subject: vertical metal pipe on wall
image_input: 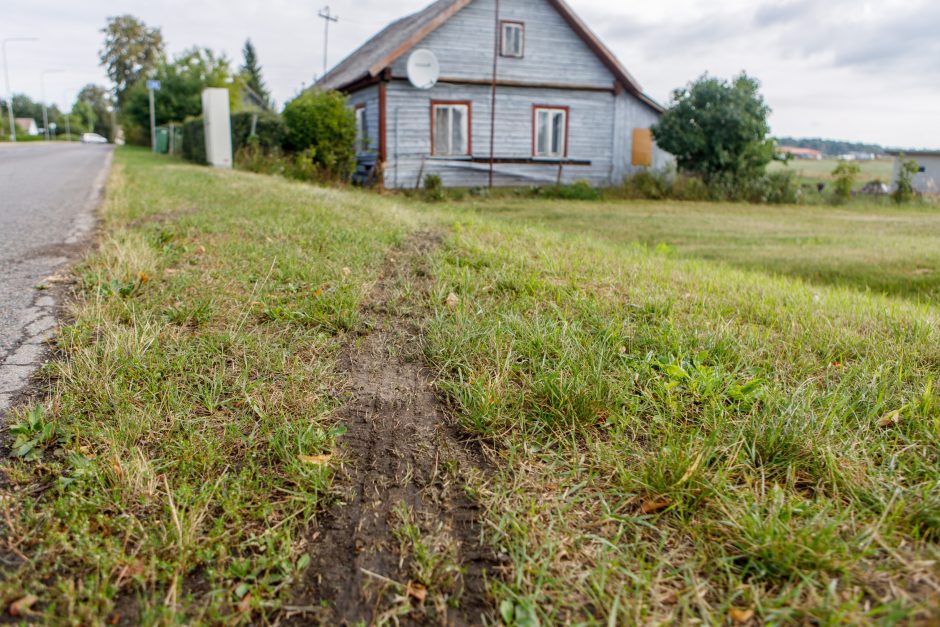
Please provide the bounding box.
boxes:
[488,0,500,189]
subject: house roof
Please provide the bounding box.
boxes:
[14,117,36,126]
[886,150,940,158]
[315,0,663,111]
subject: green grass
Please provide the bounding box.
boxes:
[2,148,938,624]
[0,149,412,622]
[769,157,894,187]
[438,197,940,302]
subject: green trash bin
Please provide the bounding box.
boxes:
[154,127,169,153]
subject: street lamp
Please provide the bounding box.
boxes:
[40,68,63,141]
[2,37,38,142]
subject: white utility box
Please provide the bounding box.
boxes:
[202,88,232,169]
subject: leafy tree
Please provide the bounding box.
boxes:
[653,73,775,183]
[239,39,271,110]
[11,94,45,122]
[893,157,920,205]
[99,15,165,103]
[76,84,115,139]
[282,90,356,179]
[71,100,97,134]
[121,47,232,143]
[831,161,860,204]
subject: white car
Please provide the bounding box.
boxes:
[80,132,108,144]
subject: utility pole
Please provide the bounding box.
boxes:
[2,37,37,142]
[146,79,161,152]
[40,69,63,141]
[62,90,71,141]
[318,6,339,77]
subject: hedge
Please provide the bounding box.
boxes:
[181,112,287,165]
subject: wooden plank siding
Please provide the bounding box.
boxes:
[388,0,614,88]
[339,0,674,188]
[385,80,618,188]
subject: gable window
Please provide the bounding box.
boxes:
[431,101,471,156]
[355,104,368,151]
[533,106,568,158]
[500,21,524,58]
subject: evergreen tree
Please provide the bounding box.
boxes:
[239,39,270,109]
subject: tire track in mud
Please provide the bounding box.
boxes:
[288,232,499,625]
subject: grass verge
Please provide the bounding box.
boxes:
[0,148,409,622]
[424,218,940,624]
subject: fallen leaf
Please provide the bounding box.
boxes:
[640,498,671,514]
[9,594,38,616]
[406,581,427,604]
[341,267,351,278]
[445,292,459,309]
[729,607,754,624]
[299,454,332,465]
[878,409,902,427]
[237,593,252,613]
[137,271,150,284]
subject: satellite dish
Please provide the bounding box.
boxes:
[406,49,439,90]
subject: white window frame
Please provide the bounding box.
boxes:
[431,101,471,157]
[500,21,524,58]
[355,105,368,151]
[533,106,568,159]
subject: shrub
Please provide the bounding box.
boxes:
[230,111,286,154]
[181,117,206,164]
[831,161,860,204]
[282,90,356,180]
[671,175,710,201]
[620,170,672,200]
[762,170,800,204]
[537,180,601,200]
[893,157,919,205]
[422,174,445,202]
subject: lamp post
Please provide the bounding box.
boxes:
[40,68,63,140]
[2,37,38,142]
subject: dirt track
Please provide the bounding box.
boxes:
[286,232,498,625]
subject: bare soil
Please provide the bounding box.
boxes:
[286,232,498,625]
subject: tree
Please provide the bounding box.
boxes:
[653,73,775,183]
[239,39,270,110]
[831,161,860,204]
[282,90,356,179]
[76,84,115,139]
[893,156,920,205]
[121,47,232,144]
[99,15,165,103]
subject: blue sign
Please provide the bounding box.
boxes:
[146,80,161,91]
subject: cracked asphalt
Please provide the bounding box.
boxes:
[0,143,113,414]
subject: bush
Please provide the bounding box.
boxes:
[230,111,286,154]
[831,161,860,204]
[181,117,206,164]
[893,157,919,205]
[282,90,356,180]
[619,170,672,199]
[671,175,711,201]
[762,170,800,204]
[422,174,445,202]
[536,180,601,200]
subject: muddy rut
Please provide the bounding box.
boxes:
[287,233,498,625]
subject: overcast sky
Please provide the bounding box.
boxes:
[4,0,938,148]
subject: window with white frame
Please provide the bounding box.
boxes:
[432,102,470,156]
[355,105,368,151]
[534,106,567,158]
[501,21,524,57]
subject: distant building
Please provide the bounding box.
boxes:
[888,151,940,195]
[14,118,39,136]
[777,146,822,160]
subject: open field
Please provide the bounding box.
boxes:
[1,148,938,624]
[769,157,895,187]
[442,197,940,302]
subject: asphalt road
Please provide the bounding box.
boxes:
[0,142,113,413]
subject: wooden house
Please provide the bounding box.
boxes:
[316,0,672,188]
